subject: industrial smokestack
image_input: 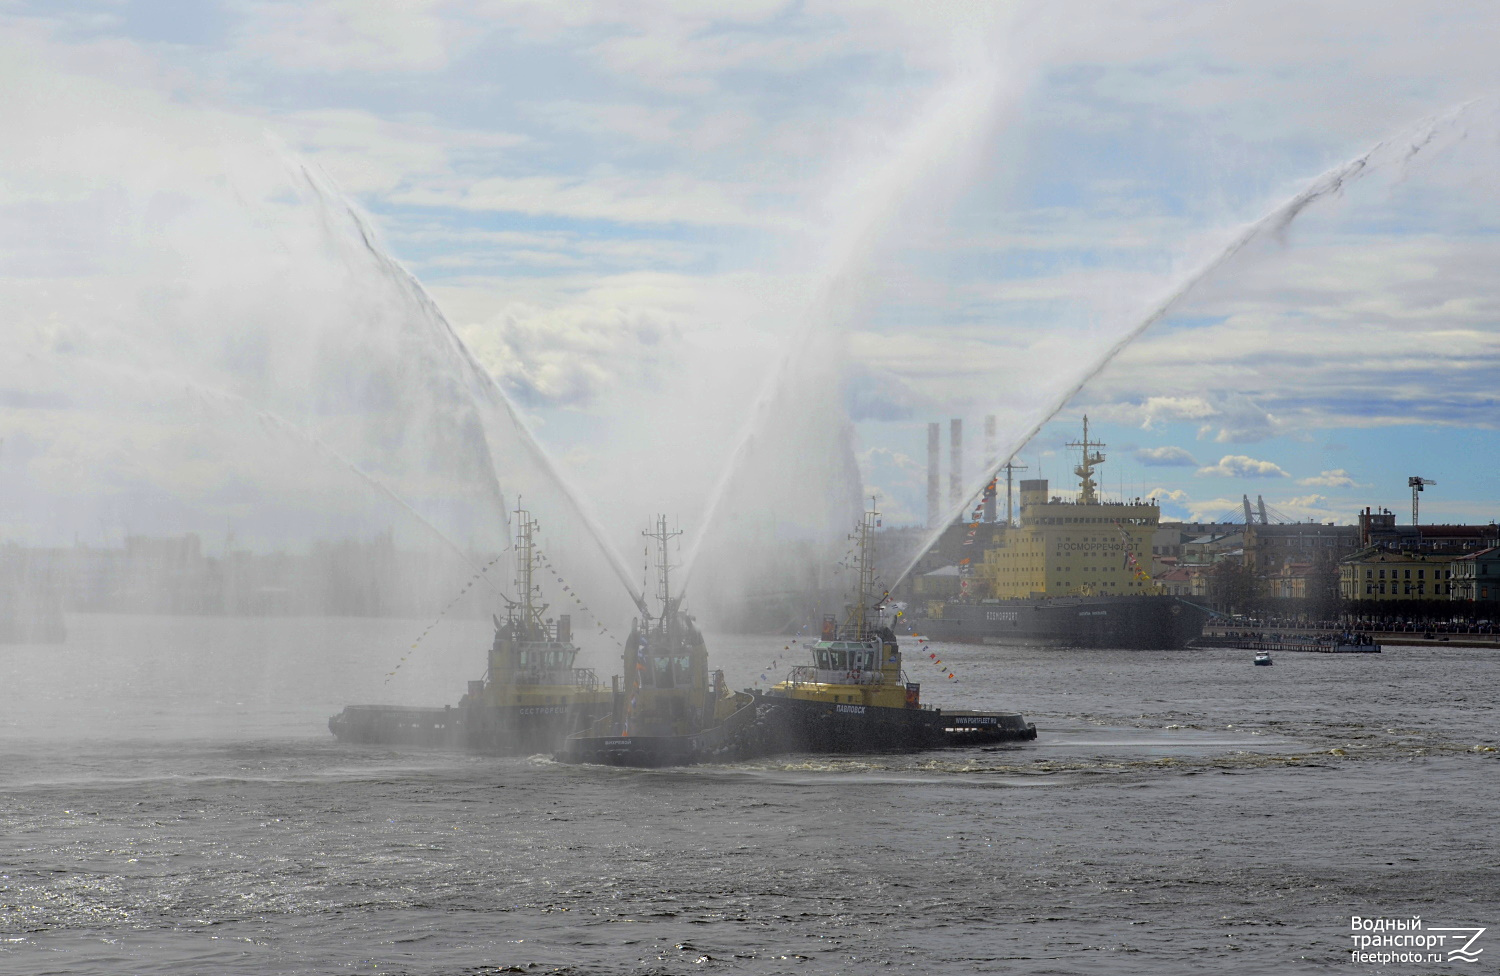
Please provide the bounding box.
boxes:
[926,423,940,528]
[983,415,997,523]
[949,418,963,510]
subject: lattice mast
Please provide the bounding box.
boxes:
[844,501,880,640]
[642,515,683,629]
[512,507,548,637]
[1067,415,1107,505]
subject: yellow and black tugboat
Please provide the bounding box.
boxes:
[329,508,612,754]
[557,516,756,767]
[758,505,1036,751]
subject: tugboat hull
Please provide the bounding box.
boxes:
[556,694,759,767]
[758,696,1036,752]
[328,700,610,755]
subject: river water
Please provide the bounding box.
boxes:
[1,613,1495,974]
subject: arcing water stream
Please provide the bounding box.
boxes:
[676,61,1017,606]
[292,163,650,618]
[892,96,1494,589]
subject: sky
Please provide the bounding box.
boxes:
[3,0,1500,568]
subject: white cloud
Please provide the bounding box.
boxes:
[388,173,780,228]
[1276,493,1344,522]
[1200,394,1280,444]
[860,446,925,525]
[457,302,681,406]
[1183,496,1245,522]
[1139,395,1215,428]
[1096,235,1500,435]
[237,0,458,72]
[1134,445,1197,467]
[1298,469,1359,488]
[274,109,527,196]
[1197,455,1290,479]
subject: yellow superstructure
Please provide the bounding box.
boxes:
[974,418,1161,599]
[468,617,609,710]
[773,507,920,711]
[977,484,1159,598]
[461,507,610,712]
[776,629,911,709]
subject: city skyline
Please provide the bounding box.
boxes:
[866,412,1492,529]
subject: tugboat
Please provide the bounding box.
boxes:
[329,508,612,754]
[758,504,1036,751]
[557,516,757,767]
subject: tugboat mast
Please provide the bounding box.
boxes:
[845,499,880,640]
[642,515,683,628]
[511,507,548,638]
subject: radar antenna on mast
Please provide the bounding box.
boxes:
[843,499,881,640]
[1067,416,1106,504]
[506,506,549,639]
[642,515,684,626]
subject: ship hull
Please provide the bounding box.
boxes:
[328,700,611,756]
[914,595,1206,650]
[555,695,1036,764]
[556,695,760,767]
[757,696,1036,753]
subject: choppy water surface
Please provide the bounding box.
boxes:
[2,614,1496,974]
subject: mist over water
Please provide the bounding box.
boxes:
[2,123,653,665]
[2,45,1029,651]
[291,162,649,618]
[3,617,1496,974]
[680,61,1021,619]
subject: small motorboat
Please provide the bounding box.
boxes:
[1254,651,1273,666]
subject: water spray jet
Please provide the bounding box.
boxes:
[290,160,651,619]
[892,96,1496,590]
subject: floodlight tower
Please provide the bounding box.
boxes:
[1408,476,1437,525]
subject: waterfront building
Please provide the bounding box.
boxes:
[1154,565,1205,598]
[1151,521,1243,575]
[1338,547,1458,601]
[1357,508,1500,549]
[1243,522,1359,574]
[1448,547,1500,605]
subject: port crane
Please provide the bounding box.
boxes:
[1408,476,1437,525]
